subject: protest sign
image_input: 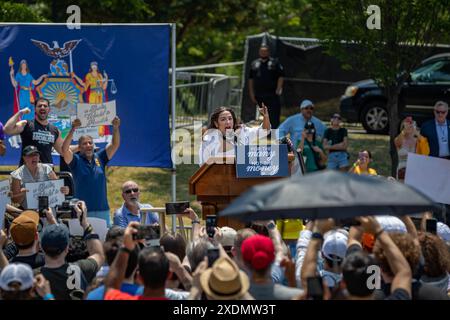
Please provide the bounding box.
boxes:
[0,180,10,229]
[25,179,65,209]
[73,126,100,140]
[405,153,450,204]
[68,218,108,241]
[77,100,116,128]
[236,144,289,178]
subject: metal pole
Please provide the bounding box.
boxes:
[171,23,177,234]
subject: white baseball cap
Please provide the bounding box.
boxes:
[322,229,348,261]
[437,222,450,242]
[375,216,407,233]
[217,227,237,247]
[0,263,34,291]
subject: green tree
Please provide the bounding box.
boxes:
[310,0,450,175]
[0,1,46,22]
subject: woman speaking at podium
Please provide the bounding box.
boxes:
[199,104,271,165]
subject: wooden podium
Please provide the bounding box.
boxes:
[189,155,295,230]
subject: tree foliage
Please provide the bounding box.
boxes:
[310,0,450,174]
[0,1,46,22]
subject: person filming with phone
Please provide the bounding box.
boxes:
[394,116,429,181]
[348,150,377,176]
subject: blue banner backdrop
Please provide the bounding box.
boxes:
[0,24,172,168]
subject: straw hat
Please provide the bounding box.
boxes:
[200,257,249,300]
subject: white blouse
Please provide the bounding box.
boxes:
[199,125,270,165]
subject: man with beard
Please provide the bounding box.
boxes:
[113,181,159,228]
[61,117,121,226]
[4,97,63,165]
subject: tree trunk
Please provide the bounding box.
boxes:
[386,83,403,177]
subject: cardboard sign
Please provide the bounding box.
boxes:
[236,144,289,178]
[77,100,116,127]
[68,218,108,242]
[405,153,450,205]
[73,126,100,140]
[25,179,65,209]
[0,180,10,229]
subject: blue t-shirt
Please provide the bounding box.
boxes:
[69,149,109,211]
[87,283,141,300]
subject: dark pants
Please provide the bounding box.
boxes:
[256,95,281,128]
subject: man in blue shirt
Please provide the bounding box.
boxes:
[61,116,121,227]
[277,99,326,149]
[113,180,159,228]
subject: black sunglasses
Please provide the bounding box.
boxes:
[124,188,139,194]
[331,116,341,120]
[303,106,314,110]
[435,110,447,114]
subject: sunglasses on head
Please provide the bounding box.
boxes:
[124,188,139,194]
[435,110,447,114]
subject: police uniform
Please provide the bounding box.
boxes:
[249,57,284,128]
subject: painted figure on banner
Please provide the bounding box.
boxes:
[9,58,48,121]
[72,61,109,137]
[8,38,117,150]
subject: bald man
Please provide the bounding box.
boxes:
[112,181,159,228]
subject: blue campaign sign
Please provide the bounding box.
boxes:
[236,144,289,178]
[0,24,172,168]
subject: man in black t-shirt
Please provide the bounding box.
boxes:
[40,201,104,300]
[4,97,63,165]
[248,44,284,128]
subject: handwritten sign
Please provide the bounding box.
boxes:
[25,179,65,210]
[77,100,116,127]
[0,180,10,229]
[236,144,289,178]
[73,126,100,140]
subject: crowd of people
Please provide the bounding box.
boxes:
[0,92,449,301]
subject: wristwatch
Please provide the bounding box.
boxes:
[266,221,276,230]
[311,232,324,241]
[119,246,133,254]
[192,219,200,224]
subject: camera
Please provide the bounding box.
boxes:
[55,198,80,219]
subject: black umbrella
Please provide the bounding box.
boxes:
[218,170,439,222]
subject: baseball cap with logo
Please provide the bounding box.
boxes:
[10,210,40,247]
[0,263,34,291]
[40,223,70,255]
[241,235,275,270]
[22,145,40,157]
[322,229,348,261]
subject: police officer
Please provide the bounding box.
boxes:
[248,44,284,128]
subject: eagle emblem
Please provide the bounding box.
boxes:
[30,39,81,59]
